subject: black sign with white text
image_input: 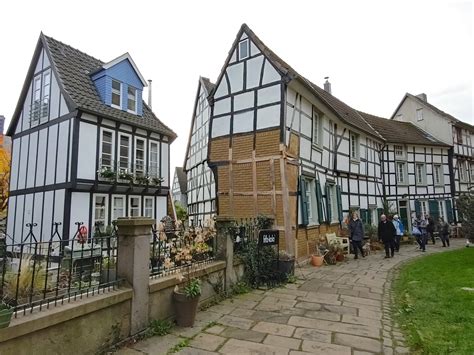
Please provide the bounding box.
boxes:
[258,230,279,246]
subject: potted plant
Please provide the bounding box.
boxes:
[97,166,116,181]
[0,299,13,328]
[172,263,201,327]
[311,244,324,267]
[278,250,295,276]
[100,256,117,284]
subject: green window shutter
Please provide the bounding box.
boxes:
[428,200,439,220]
[368,209,372,225]
[336,185,343,222]
[315,180,324,224]
[360,209,368,224]
[445,199,454,223]
[377,208,384,221]
[414,200,421,216]
[299,176,309,225]
[325,183,332,223]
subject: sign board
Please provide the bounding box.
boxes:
[258,229,279,246]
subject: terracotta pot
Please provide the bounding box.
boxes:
[336,254,345,262]
[0,307,13,328]
[173,291,200,327]
[311,255,324,267]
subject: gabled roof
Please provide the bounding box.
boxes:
[7,33,176,140]
[213,24,383,140]
[359,111,450,147]
[98,52,148,87]
[391,93,474,132]
[174,167,187,193]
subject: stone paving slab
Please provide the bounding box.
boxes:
[116,239,464,354]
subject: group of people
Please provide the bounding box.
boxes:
[348,211,451,260]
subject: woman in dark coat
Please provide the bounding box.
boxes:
[348,212,365,259]
[378,214,396,258]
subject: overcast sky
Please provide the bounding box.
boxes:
[1,0,472,177]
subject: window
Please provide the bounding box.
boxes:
[420,200,429,216]
[127,86,137,113]
[100,129,114,169]
[434,164,443,185]
[111,80,121,108]
[394,145,405,158]
[416,163,426,185]
[456,127,463,144]
[144,197,154,219]
[438,200,445,220]
[238,39,249,60]
[93,194,108,230]
[135,138,146,177]
[41,70,51,121]
[330,185,339,222]
[112,195,125,221]
[30,70,51,123]
[119,134,131,172]
[301,177,319,225]
[416,108,423,121]
[149,141,159,178]
[31,75,42,123]
[470,163,474,182]
[459,160,468,182]
[304,179,313,221]
[129,196,141,217]
[396,162,407,184]
[350,132,359,160]
[312,107,322,147]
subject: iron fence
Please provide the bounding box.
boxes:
[0,222,119,317]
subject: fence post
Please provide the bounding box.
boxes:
[215,217,235,292]
[116,217,153,335]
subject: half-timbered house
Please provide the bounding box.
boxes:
[171,167,187,208]
[6,34,176,243]
[391,93,473,219]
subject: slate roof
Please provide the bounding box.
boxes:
[201,77,215,94]
[359,111,449,147]
[240,24,383,140]
[393,93,474,132]
[42,34,176,140]
[174,167,187,193]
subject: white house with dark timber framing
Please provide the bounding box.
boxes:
[391,93,474,219]
[6,33,176,243]
[184,77,216,226]
[361,111,454,228]
[171,167,187,208]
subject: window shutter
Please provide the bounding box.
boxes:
[360,209,368,224]
[428,200,439,220]
[445,199,454,223]
[299,176,309,225]
[368,209,372,225]
[377,208,384,221]
[315,180,324,224]
[336,185,343,222]
[414,200,421,216]
[325,183,332,223]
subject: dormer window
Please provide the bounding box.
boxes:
[127,86,137,113]
[111,80,121,108]
[238,39,249,60]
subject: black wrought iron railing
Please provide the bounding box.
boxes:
[0,222,120,317]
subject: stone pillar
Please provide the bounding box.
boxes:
[215,217,235,291]
[116,217,154,335]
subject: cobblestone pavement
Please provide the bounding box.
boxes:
[118,239,465,355]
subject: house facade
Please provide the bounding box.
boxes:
[6,34,176,243]
[171,167,187,208]
[392,93,473,219]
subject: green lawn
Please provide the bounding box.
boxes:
[393,248,474,354]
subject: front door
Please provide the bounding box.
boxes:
[399,200,409,232]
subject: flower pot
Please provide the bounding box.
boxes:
[173,291,200,327]
[311,255,324,267]
[336,254,345,262]
[278,259,295,275]
[0,307,13,328]
[402,236,409,241]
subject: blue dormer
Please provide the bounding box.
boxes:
[91,53,147,116]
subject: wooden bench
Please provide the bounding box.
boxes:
[326,232,350,255]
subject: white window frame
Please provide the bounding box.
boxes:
[111,195,126,222]
[433,164,443,185]
[128,195,141,217]
[144,196,155,219]
[349,132,360,161]
[93,194,109,230]
[41,69,51,122]
[238,39,249,60]
[127,85,137,114]
[394,145,405,159]
[303,177,319,225]
[459,160,468,182]
[111,79,122,109]
[118,133,132,173]
[134,137,147,177]
[438,200,446,220]
[148,140,160,178]
[312,107,322,147]
[329,184,339,224]
[99,128,115,170]
[415,163,426,185]
[31,74,42,124]
[416,108,423,121]
[420,200,429,216]
[396,162,407,184]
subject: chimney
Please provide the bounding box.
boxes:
[324,77,332,94]
[148,79,153,108]
[416,93,427,102]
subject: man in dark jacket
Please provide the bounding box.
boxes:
[378,214,396,258]
[348,212,365,259]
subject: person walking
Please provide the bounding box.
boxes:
[412,214,425,252]
[348,212,365,259]
[439,217,450,247]
[392,214,404,252]
[426,215,435,245]
[378,214,396,258]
